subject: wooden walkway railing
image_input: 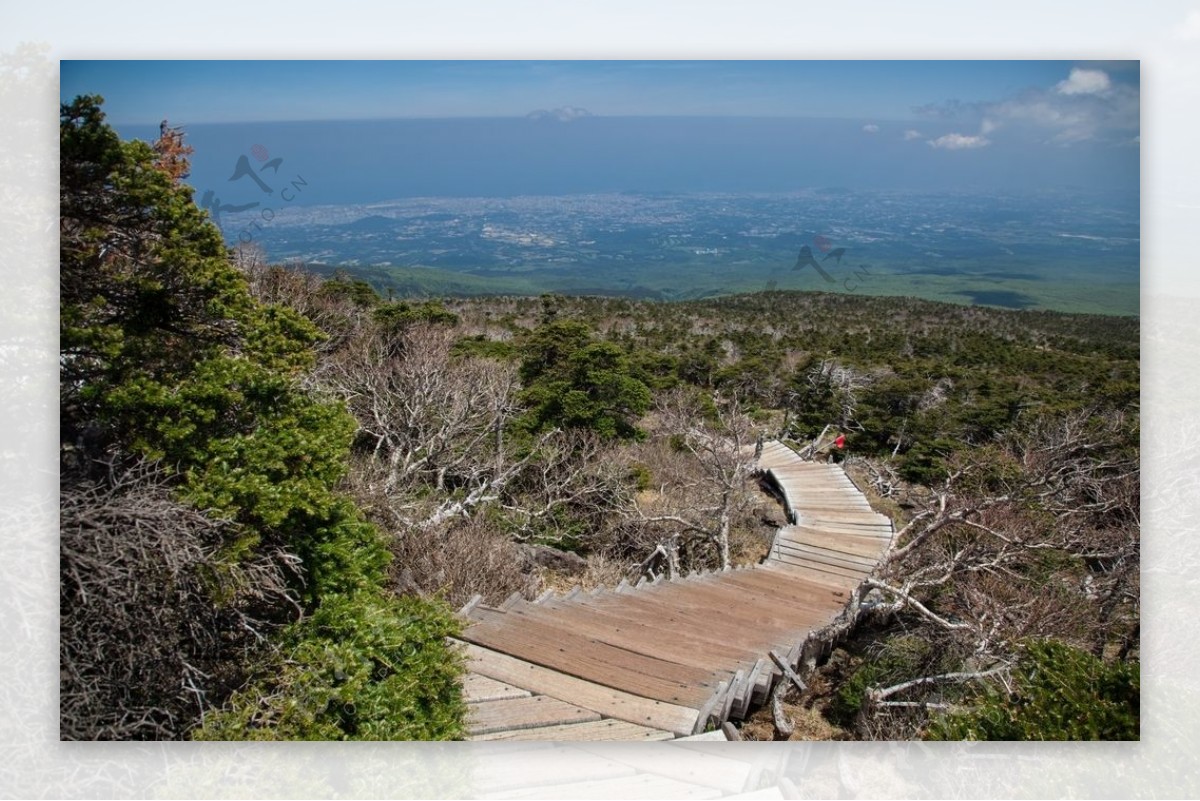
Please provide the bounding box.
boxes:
[453,440,893,741]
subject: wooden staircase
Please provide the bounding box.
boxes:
[455,440,893,740]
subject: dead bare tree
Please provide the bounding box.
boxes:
[496,429,635,542]
[60,460,294,740]
[849,455,902,498]
[389,515,537,608]
[314,322,520,498]
[808,359,874,432]
[630,389,761,575]
[835,410,1140,736]
[310,314,644,607]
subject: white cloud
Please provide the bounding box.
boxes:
[914,66,1138,147]
[903,129,923,140]
[1056,68,1111,96]
[928,133,991,150]
[990,84,1138,143]
[1177,9,1200,40]
[526,106,593,122]
[862,123,880,134]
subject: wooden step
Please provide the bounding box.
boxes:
[467,695,600,736]
[464,673,533,704]
[693,567,851,611]
[715,566,856,605]
[462,615,720,707]
[630,580,836,630]
[794,519,893,535]
[762,559,865,590]
[457,641,701,734]
[777,526,892,557]
[767,549,870,580]
[771,538,881,570]
[500,602,767,667]
[536,591,816,655]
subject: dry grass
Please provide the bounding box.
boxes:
[389,517,538,608]
[736,679,850,742]
[538,553,632,596]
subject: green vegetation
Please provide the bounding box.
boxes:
[195,594,466,740]
[446,291,1138,481]
[927,640,1139,740]
[60,96,464,741]
[830,636,955,726]
[518,318,651,439]
[303,256,1140,317]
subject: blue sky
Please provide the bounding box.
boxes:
[61,60,1139,125]
[59,61,1140,197]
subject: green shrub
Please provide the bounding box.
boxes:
[926,639,1139,740]
[830,636,942,725]
[195,593,466,740]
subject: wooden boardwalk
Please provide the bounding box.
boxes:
[455,440,893,741]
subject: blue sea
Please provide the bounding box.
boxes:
[116,116,1139,209]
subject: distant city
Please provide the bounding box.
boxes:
[218,189,1139,315]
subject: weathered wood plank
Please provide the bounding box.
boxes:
[772,539,882,569]
[794,513,892,526]
[547,592,810,644]
[716,566,853,602]
[464,673,533,704]
[467,695,600,736]
[527,600,769,660]
[500,591,525,611]
[785,521,892,536]
[544,584,829,640]
[776,527,892,557]
[769,549,867,577]
[792,525,892,540]
[692,680,728,734]
[500,604,765,670]
[458,641,701,734]
[464,611,722,705]
[536,594,816,660]
[769,649,808,694]
[795,511,890,523]
[633,574,842,619]
[721,669,744,722]
[786,518,887,529]
[460,593,484,617]
[762,560,863,590]
[759,558,859,585]
[768,549,873,578]
[735,658,767,719]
